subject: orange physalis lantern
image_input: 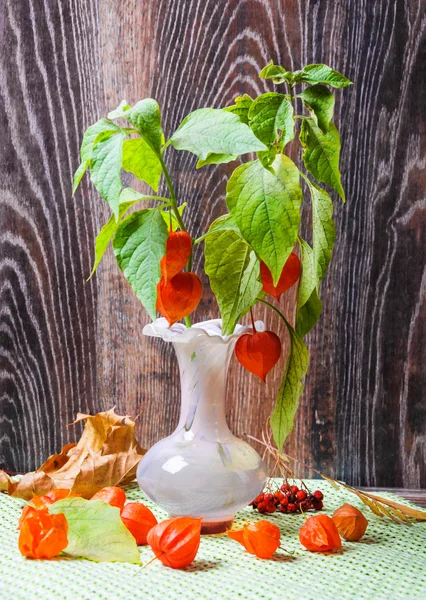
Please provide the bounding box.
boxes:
[260,252,301,300]
[18,510,68,559]
[156,272,202,326]
[160,230,192,284]
[91,486,127,511]
[332,504,368,541]
[147,516,202,569]
[121,502,158,545]
[235,314,281,382]
[228,520,281,559]
[299,514,342,552]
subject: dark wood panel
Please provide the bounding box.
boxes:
[0,0,425,488]
[0,0,101,471]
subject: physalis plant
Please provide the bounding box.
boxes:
[73,61,352,452]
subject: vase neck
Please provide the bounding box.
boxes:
[173,335,235,439]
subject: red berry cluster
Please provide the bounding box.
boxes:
[250,483,324,514]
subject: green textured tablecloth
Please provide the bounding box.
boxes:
[1,480,425,600]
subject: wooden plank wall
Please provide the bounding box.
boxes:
[0,0,425,488]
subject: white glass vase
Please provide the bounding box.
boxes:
[137,318,268,533]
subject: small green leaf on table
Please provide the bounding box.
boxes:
[299,85,335,133]
[226,155,302,285]
[124,99,163,153]
[293,64,353,88]
[270,322,309,451]
[112,208,168,319]
[90,130,126,218]
[122,138,162,191]
[248,92,294,148]
[205,229,262,335]
[169,108,267,160]
[300,118,345,201]
[49,497,141,564]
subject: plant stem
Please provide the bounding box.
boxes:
[158,154,187,232]
[250,307,256,331]
[258,298,290,328]
[158,153,193,327]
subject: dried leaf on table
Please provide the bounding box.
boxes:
[0,408,146,500]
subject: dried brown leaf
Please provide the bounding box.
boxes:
[0,408,146,500]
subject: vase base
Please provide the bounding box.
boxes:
[201,518,233,535]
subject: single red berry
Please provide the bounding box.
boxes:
[314,500,324,511]
[263,493,274,503]
[279,504,288,513]
[280,495,289,507]
[313,490,323,500]
[257,502,267,514]
[274,491,285,503]
[265,504,277,514]
[288,503,297,513]
[280,483,291,493]
[290,485,299,494]
[301,500,311,511]
[296,490,308,501]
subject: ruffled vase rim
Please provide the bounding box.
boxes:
[143,317,265,344]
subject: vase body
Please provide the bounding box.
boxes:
[137,318,267,533]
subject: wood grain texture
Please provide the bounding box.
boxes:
[0,0,425,488]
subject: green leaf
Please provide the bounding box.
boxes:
[294,64,352,88]
[88,201,137,280]
[224,94,253,125]
[196,153,238,169]
[124,99,163,153]
[248,92,294,148]
[73,119,121,195]
[300,118,345,201]
[308,180,336,282]
[169,108,267,160]
[296,288,322,338]
[270,322,309,450]
[259,60,289,84]
[295,182,335,337]
[122,138,162,191]
[208,213,240,234]
[205,229,262,335]
[90,131,125,218]
[297,238,317,309]
[300,85,335,133]
[257,146,278,170]
[108,100,131,120]
[160,203,187,231]
[112,209,169,319]
[226,155,302,285]
[49,498,141,564]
